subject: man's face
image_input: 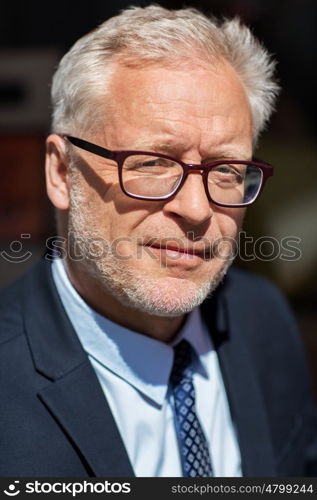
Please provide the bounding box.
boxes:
[67,59,253,317]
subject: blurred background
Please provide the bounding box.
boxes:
[0,0,316,390]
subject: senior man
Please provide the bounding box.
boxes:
[0,5,316,477]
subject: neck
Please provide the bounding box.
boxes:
[65,259,185,343]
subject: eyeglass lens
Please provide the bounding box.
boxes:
[121,155,263,205]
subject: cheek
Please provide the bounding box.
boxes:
[90,194,151,246]
[214,208,245,239]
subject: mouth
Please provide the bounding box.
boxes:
[143,242,212,261]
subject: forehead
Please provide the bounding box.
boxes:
[102,59,252,155]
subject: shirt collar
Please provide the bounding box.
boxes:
[52,258,212,406]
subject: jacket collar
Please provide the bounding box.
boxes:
[22,258,134,477]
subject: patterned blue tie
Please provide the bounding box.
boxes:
[170,339,213,477]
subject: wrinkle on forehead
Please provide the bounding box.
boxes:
[101,59,252,158]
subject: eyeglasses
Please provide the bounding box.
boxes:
[62,135,273,207]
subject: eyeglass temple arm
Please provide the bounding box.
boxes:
[63,135,114,160]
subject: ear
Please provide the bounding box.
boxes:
[45,134,71,210]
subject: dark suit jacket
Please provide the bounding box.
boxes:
[0,259,316,477]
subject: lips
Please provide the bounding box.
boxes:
[144,242,212,259]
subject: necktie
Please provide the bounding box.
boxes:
[170,339,213,477]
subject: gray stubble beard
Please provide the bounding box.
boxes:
[66,182,234,318]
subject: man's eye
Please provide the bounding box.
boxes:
[124,157,176,172]
[142,160,161,167]
[214,165,237,174]
[217,166,231,173]
[141,158,174,168]
[210,165,244,183]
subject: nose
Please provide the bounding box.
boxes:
[163,171,213,226]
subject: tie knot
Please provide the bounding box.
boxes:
[170,339,193,386]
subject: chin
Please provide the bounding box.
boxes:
[101,262,231,318]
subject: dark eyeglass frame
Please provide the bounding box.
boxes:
[61,134,274,207]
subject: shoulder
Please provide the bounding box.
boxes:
[223,266,296,329]
[225,266,286,300]
[0,271,26,347]
[205,266,306,373]
[0,260,51,347]
[217,267,311,402]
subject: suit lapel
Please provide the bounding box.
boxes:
[38,361,134,476]
[202,281,276,477]
[23,259,134,477]
[216,324,276,476]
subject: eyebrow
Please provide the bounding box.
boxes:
[133,142,184,155]
[132,141,251,161]
[203,150,252,162]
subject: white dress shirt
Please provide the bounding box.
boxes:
[52,258,242,477]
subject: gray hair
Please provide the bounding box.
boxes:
[51,4,280,144]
